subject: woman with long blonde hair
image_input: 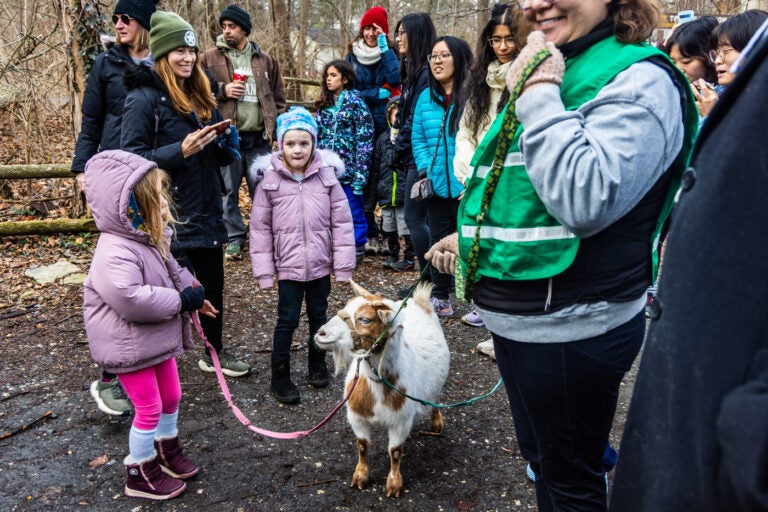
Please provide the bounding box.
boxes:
[121,11,251,379]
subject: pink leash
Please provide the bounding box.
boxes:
[191,312,358,439]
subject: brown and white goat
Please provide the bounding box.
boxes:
[314,280,450,497]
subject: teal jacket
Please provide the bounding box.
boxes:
[411,89,463,199]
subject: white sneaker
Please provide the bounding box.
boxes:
[476,338,495,360]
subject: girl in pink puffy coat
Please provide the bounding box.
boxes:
[248,107,355,405]
[83,150,217,501]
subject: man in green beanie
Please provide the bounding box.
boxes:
[200,4,287,262]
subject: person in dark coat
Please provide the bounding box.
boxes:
[121,11,251,378]
[71,0,159,418]
[345,6,401,256]
[71,0,158,188]
[392,12,436,288]
[365,96,414,269]
[611,21,768,512]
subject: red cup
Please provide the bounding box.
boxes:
[233,72,247,83]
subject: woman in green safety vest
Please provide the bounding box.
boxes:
[426,0,699,509]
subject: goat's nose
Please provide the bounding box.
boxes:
[316,328,325,338]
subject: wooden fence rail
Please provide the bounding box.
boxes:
[0,164,94,235]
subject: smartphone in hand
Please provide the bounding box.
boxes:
[210,119,232,135]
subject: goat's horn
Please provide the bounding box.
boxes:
[349,279,371,297]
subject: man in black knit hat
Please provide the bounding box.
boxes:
[200,4,286,262]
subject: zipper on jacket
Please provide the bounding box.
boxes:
[443,120,452,199]
[391,172,397,206]
[298,181,310,281]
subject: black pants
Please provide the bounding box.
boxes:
[273,276,331,360]
[493,312,645,512]
[173,246,224,354]
[426,195,460,300]
[403,166,431,277]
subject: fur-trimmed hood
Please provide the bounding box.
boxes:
[248,148,345,187]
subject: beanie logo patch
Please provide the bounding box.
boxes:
[184,30,197,47]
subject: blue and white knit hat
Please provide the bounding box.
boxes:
[276,107,318,149]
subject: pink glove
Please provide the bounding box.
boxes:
[506,31,565,95]
[425,233,459,275]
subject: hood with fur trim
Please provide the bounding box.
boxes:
[247,148,345,188]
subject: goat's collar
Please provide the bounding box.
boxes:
[337,309,390,355]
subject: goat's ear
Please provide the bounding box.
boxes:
[349,280,371,297]
[377,307,394,324]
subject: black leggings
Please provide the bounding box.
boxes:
[172,246,225,354]
[403,166,431,278]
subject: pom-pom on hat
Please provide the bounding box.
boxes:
[219,4,252,36]
[149,11,198,61]
[113,0,158,31]
[276,107,318,149]
[360,6,389,36]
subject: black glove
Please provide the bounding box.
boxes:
[179,285,205,312]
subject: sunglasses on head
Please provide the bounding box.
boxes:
[112,14,134,25]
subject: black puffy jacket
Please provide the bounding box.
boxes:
[367,131,406,209]
[71,44,136,173]
[121,64,232,251]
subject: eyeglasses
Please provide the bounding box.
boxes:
[488,36,516,48]
[428,52,453,62]
[395,30,407,38]
[112,14,134,25]
[708,46,735,63]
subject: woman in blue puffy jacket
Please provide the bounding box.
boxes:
[411,35,472,317]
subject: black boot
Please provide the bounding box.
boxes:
[271,357,300,404]
[403,235,415,262]
[307,340,329,388]
[383,231,400,266]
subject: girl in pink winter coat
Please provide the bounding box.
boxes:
[248,107,355,404]
[83,150,217,501]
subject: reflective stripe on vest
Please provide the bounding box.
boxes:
[461,224,576,243]
[471,152,525,180]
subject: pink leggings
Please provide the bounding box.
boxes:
[118,358,181,431]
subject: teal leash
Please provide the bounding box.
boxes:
[367,360,503,408]
[363,261,504,408]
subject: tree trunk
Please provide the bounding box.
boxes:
[270,0,298,101]
[477,0,490,34]
[0,218,97,236]
[297,0,308,97]
[61,0,84,138]
[0,165,72,179]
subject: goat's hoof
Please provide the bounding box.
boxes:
[351,472,368,490]
[431,409,445,434]
[386,474,403,497]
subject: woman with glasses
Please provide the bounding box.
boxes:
[391,13,437,281]
[71,0,158,419]
[694,10,767,120]
[411,36,472,317]
[426,0,698,508]
[454,2,529,332]
[710,9,767,88]
[122,11,251,380]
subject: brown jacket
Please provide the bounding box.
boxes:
[200,41,286,143]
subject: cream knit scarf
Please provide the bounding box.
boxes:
[352,39,381,66]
